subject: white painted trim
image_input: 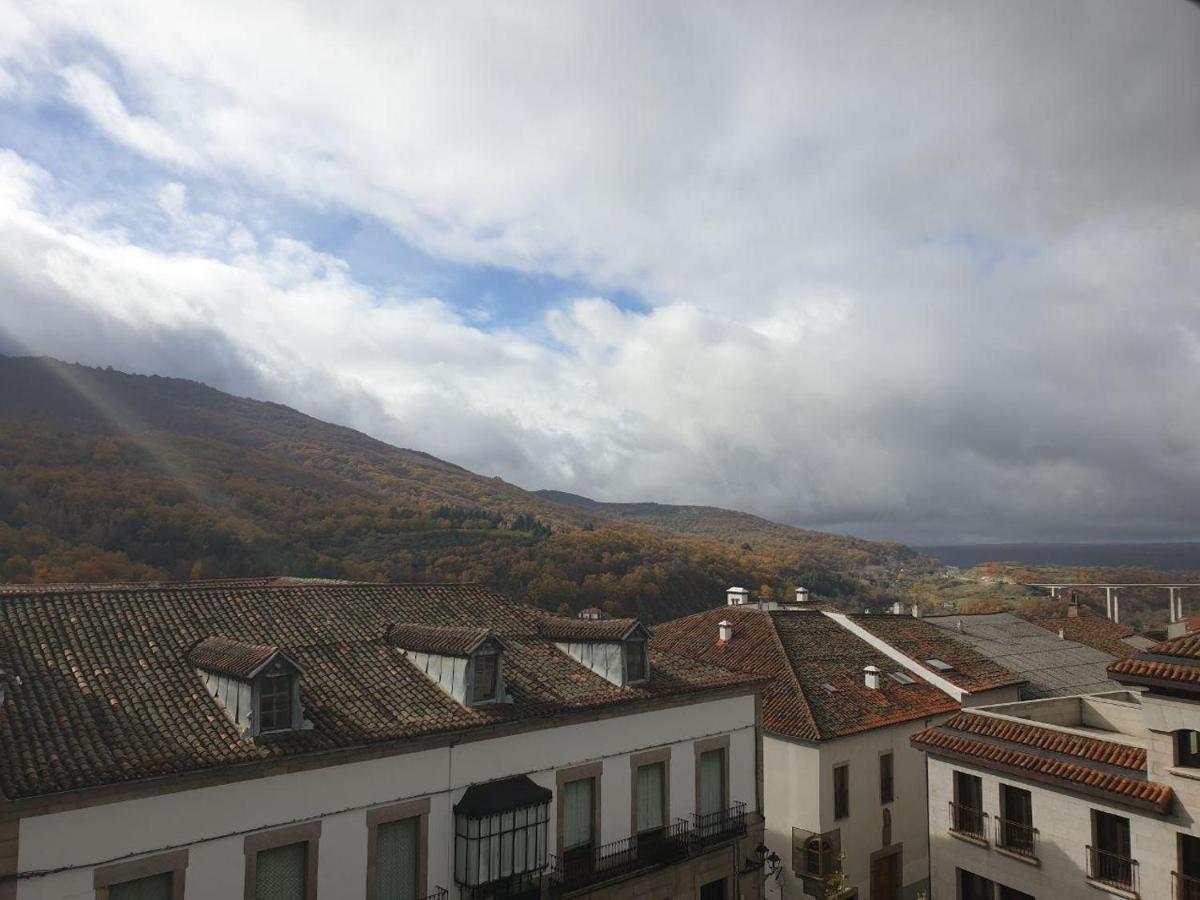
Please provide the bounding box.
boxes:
[822,611,966,701]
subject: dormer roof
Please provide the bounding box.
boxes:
[386,623,505,657]
[537,617,647,642]
[188,636,300,680]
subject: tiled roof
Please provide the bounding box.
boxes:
[385,623,494,656]
[1109,633,1200,689]
[845,614,1026,693]
[912,729,1171,811]
[537,617,641,642]
[911,711,1171,812]
[934,711,1145,770]
[0,581,759,800]
[187,636,287,679]
[653,607,959,741]
[1023,610,1139,659]
[924,612,1120,698]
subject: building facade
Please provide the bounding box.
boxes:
[0,580,767,900]
[913,630,1200,900]
[653,589,1024,900]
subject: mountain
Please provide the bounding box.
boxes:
[0,355,933,620]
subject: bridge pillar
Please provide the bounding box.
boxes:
[1112,592,1120,625]
[1105,587,1114,620]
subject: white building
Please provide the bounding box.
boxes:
[653,591,1024,900]
[913,631,1200,900]
[0,580,766,900]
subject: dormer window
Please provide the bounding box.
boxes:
[189,636,307,737]
[623,639,648,683]
[258,673,294,732]
[539,617,652,687]
[387,623,509,708]
[472,651,499,704]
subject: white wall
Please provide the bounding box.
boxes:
[14,694,757,900]
[926,753,1198,900]
[763,714,948,900]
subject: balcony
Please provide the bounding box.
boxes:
[994,817,1039,860]
[420,891,450,900]
[1086,846,1139,895]
[547,820,692,895]
[948,802,988,843]
[1174,871,1200,900]
[797,837,841,881]
[692,801,748,850]
[459,872,542,900]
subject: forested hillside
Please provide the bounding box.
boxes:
[0,356,933,620]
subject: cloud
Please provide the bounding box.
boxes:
[0,2,1198,542]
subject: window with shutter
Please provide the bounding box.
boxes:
[562,778,594,851]
[472,654,498,703]
[109,873,172,900]
[256,842,307,900]
[377,816,419,900]
[699,748,726,816]
[635,762,665,834]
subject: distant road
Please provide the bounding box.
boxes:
[916,542,1200,571]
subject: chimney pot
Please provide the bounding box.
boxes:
[1058,627,1065,640]
[864,665,881,690]
[718,620,733,643]
[891,601,903,615]
[726,587,750,606]
[911,603,923,619]
[795,586,811,604]
[956,619,964,633]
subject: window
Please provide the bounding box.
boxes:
[1177,730,1200,768]
[887,671,915,685]
[94,849,187,900]
[367,798,430,900]
[634,762,666,835]
[833,764,849,820]
[879,753,894,804]
[1179,833,1200,897]
[998,887,1034,900]
[699,748,727,816]
[1089,810,1134,890]
[108,874,173,900]
[925,658,957,673]
[801,834,839,879]
[454,775,550,891]
[952,771,984,838]
[255,843,307,900]
[623,640,647,683]
[561,776,596,879]
[244,822,319,900]
[471,653,498,703]
[999,785,1034,856]
[376,818,419,900]
[958,869,993,900]
[700,877,728,900]
[258,674,292,732]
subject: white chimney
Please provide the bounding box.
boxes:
[795,586,811,604]
[726,587,750,606]
[864,665,881,690]
[718,620,733,643]
[891,601,903,615]
[1058,627,1065,640]
[911,603,922,619]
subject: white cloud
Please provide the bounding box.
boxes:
[0,3,1198,541]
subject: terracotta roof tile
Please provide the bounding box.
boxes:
[846,614,1027,692]
[653,607,960,741]
[1026,613,1139,659]
[1109,633,1200,689]
[537,617,642,642]
[187,636,286,679]
[911,713,1171,812]
[0,581,758,800]
[385,623,494,656]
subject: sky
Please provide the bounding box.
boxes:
[0,1,1197,545]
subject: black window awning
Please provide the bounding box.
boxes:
[454,775,552,817]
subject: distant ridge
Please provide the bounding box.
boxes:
[0,355,931,619]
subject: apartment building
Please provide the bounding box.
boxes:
[653,590,1024,900]
[0,580,766,900]
[912,631,1200,900]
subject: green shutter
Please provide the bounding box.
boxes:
[109,873,172,900]
[377,816,420,900]
[256,842,307,900]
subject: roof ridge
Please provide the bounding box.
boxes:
[763,610,822,739]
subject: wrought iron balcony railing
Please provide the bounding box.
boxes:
[419,890,450,900]
[1174,871,1200,900]
[459,872,542,900]
[547,819,691,895]
[691,801,748,850]
[994,817,1038,858]
[1087,845,1138,894]
[948,802,988,842]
